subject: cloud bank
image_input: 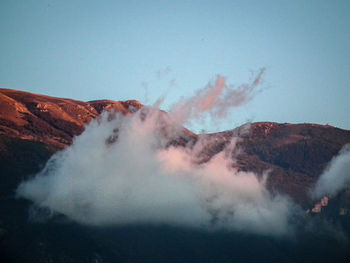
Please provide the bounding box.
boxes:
[313,144,350,199]
[17,70,294,236]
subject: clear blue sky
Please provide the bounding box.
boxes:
[1,0,349,131]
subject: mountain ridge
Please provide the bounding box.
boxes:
[1,88,350,263]
[1,88,350,207]
[0,88,143,148]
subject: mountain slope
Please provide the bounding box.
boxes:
[2,88,350,205]
[0,88,142,149]
[1,89,350,263]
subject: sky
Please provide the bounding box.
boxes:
[1,0,350,132]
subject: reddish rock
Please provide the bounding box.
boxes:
[0,89,143,149]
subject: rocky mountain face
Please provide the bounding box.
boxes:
[1,88,350,263]
[214,122,350,207]
[0,88,142,148]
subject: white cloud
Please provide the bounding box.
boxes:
[17,108,292,236]
[16,70,295,236]
[313,144,350,199]
[168,68,265,125]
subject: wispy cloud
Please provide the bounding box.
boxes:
[313,144,350,199]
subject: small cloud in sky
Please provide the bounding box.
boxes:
[156,66,172,80]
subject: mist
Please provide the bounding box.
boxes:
[313,144,350,199]
[17,71,295,237]
[169,68,265,127]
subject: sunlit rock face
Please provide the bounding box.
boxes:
[308,196,329,214]
[0,89,143,148]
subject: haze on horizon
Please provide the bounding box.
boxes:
[1,0,349,132]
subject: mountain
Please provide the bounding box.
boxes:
[0,88,142,148]
[211,122,350,206]
[1,88,350,263]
